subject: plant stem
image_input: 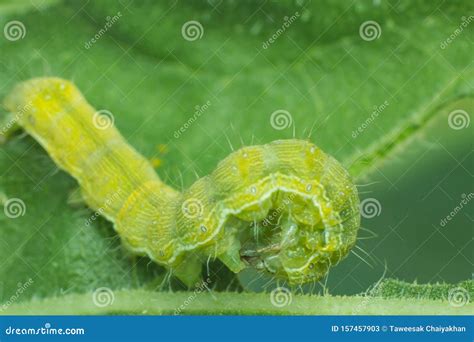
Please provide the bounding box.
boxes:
[1,290,471,315]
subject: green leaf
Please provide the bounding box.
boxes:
[0,0,472,312]
[376,279,474,301]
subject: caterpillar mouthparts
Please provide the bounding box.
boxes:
[4,78,360,286]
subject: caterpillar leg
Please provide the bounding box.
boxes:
[0,112,21,144]
[172,255,202,287]
[66,187,86,207]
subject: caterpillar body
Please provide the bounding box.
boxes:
[4,78,360,286]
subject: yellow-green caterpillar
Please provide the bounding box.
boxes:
[4,78,360,286]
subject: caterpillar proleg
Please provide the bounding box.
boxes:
[4,78,360,286]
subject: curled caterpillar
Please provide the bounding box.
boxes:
[4,78,360,286]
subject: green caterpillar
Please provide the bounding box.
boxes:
[4,78,360,286]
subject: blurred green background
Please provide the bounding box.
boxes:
[0,0,472,305]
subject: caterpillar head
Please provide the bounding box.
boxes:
[177,140,360,285]
[232,174,359,285]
